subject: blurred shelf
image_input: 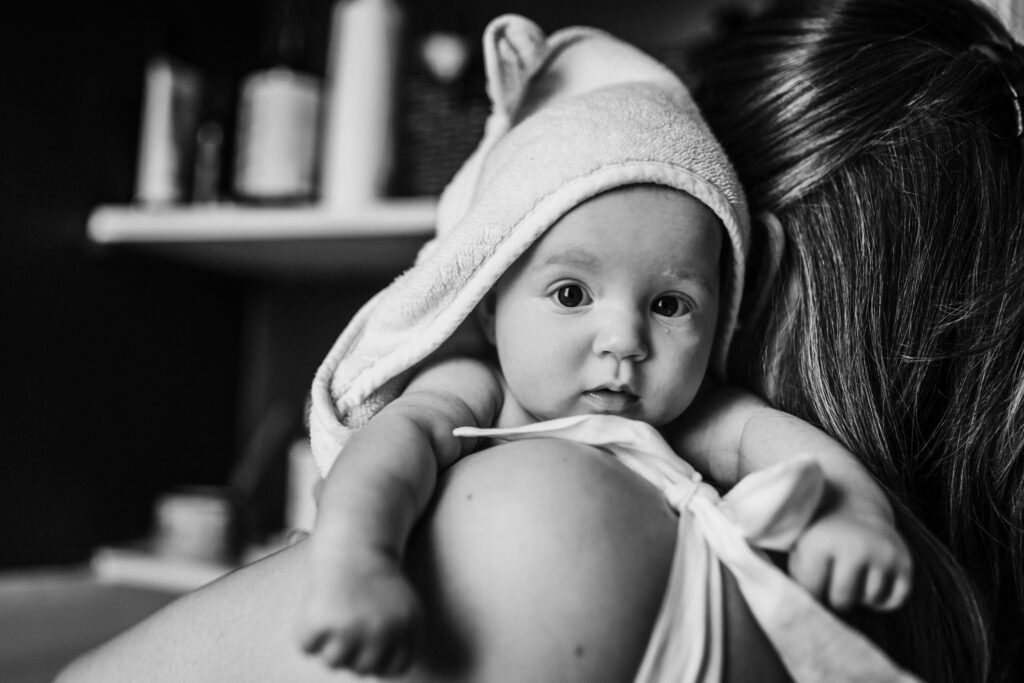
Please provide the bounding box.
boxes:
[87,198,437,280]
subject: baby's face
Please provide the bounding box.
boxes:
[486,185,722,427]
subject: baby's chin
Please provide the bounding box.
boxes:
[623,401,690,429]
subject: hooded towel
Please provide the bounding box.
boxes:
[310,15,750,474]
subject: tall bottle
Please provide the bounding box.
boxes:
[135,56,204,205]
[320,0,404,207]
[134,14,206,205]
[233,0,322,203]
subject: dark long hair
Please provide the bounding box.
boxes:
[696,0,1024,680]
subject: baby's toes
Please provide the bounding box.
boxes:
[298,621,337,658]
[353,643,389,675]
[319,632,359,669]
[382,638,415,677]
[297,608,363,668]
[350,622,404,675]
[298,624,322,655]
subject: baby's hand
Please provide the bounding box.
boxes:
[788,509,912,612]
[298,549,421,676]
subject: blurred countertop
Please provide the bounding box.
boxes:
[0,566,177,683]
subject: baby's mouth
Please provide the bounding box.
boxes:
[583,387,639,413]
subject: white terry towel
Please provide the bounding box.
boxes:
[310,14,750,474]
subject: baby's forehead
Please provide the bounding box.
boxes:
[513,184,724,283]
[545,184,725,249]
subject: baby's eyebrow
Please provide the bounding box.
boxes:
[542,248,599,267]
[664,268,717,295]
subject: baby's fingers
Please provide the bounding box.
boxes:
[788,548,831,602]
[864,566,911,611]
[827,558,866,612]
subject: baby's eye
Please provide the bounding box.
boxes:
[651,294,692,318]
[554,284,589,308]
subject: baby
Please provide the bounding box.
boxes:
[299,15,912,677]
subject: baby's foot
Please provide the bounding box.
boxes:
[298,551,421,676]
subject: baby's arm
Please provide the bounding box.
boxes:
[672,386,912,612]
[299,356,502,675]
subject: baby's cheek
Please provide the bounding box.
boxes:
[651,387,699,427]
[652,354,706,423]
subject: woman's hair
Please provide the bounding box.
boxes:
[696,0,1024,680]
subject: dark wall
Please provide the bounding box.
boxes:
[0,2,252,567]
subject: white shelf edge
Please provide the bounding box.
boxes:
[88,198,438,243]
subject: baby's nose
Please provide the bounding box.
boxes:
[592,308,648,361]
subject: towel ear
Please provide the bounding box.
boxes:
[436,15,550,236]
[483,15,550,120]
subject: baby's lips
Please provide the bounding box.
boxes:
[583,388,639,412]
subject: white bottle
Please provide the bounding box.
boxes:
[320,0,403,207]
[233,0,322,202]
[234,68,320,201]
[135,57,203,204]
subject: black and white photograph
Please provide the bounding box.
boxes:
[1,1,1022,681]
